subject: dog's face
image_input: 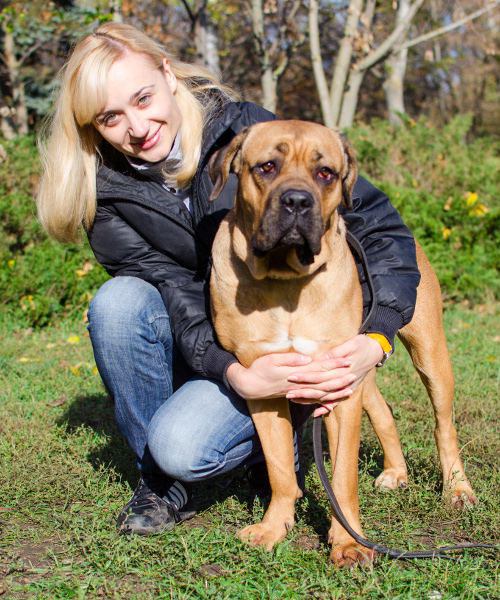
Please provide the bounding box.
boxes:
[209,120,358,280]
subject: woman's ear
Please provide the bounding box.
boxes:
[162,57,178,93]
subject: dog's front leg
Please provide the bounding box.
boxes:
[324,387,376,567]
[238,398,300,550]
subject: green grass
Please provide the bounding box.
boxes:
[1,303,499,599]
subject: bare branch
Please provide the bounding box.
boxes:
[179,0,195,24]
[355,0,426,71]
[18,40,45,68]
[397,1,500,52]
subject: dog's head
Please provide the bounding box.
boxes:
[209,120,358,280]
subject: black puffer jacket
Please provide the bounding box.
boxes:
[89,101,420,384]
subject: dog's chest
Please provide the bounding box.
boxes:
[211,262,361,367]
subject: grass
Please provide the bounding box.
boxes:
[0,303,499,599]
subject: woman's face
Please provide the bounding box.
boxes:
[94,51,182,163]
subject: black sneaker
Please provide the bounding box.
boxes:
[117,477,197,535]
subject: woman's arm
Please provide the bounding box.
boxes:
[88,203,238,382]
[340,175,421,346]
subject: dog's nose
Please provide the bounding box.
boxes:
[280,190,314,215]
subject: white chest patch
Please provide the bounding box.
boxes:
[261,330,319,356]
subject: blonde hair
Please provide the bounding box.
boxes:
[37,22,238,244]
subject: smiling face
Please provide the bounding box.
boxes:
[94,51,182,163]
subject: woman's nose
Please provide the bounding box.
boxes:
[127,111,149,139]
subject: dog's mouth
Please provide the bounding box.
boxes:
[251,188,324,267]
[252,226,318,266]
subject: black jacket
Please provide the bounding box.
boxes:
[89,101,420,384]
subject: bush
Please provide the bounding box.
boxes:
[0,136,109,327]
[348,114,500,302]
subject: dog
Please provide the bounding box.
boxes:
[208,120,476,566]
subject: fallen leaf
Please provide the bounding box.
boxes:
[47,395,68,407]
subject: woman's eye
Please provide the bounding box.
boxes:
[138,94,151,106]
[97,113,118,126]
[259,162,275,174]
[318,167,335,181]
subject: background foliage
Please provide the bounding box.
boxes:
[1,113,499,327]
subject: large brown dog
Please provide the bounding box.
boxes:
[209,120,476,566]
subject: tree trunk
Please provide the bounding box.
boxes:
[260,68,278,113]
[193,1,221,75]
[2,23,29,136]
[329,0,364,127]
[383,0,411,125]
[308,0,334,127]
[251,0,277,112]
[338,68,365,129]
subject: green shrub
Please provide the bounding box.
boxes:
[349,114,500,302]
[0,136,109,326]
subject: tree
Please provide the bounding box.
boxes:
[247,0,305,113]
[0,1,103,138]
[308,0,500,129]
[179,0,221,74]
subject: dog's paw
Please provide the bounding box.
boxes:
[329,542,376,568]
[374,467,407,490]
[237,521,291,551]
[448,485,478,510]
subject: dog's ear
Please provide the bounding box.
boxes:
[208,128,249,201]
[339,134,358,211]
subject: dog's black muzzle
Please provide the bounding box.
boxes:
[251,188,324,266]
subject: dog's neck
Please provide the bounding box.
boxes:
[230,209,346,281]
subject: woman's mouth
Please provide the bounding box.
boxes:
[133,127,161,150]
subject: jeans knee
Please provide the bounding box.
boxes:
[147,415,218,483]
[88,277,171,348]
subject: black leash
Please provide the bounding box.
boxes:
[312,231,499,560]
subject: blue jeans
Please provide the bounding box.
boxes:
[88,276,312,481]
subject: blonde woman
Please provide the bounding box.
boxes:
[37,22,420,535]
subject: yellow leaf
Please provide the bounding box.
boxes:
[18,357,29,363]
[7,259,15,266]
[70,366,81,375]
[487,356,496,362]
[442,228,451,240]
[67,336,80,344]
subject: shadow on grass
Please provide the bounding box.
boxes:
[55,393,272,513]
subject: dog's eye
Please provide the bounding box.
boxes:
[317,167,335,181]
[258,162,276,174]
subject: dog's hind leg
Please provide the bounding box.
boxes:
[362,373,408,490]
[238,398,301,550]
[398,243,477,507]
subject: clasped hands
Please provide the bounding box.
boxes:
[226,334,384,417]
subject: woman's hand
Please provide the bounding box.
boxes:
[286,334,384,416]
[226,334,383,418]
[226,353,352,401]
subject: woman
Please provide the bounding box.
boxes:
[37,22,420,535]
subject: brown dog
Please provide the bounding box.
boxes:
[209,120,476,566]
